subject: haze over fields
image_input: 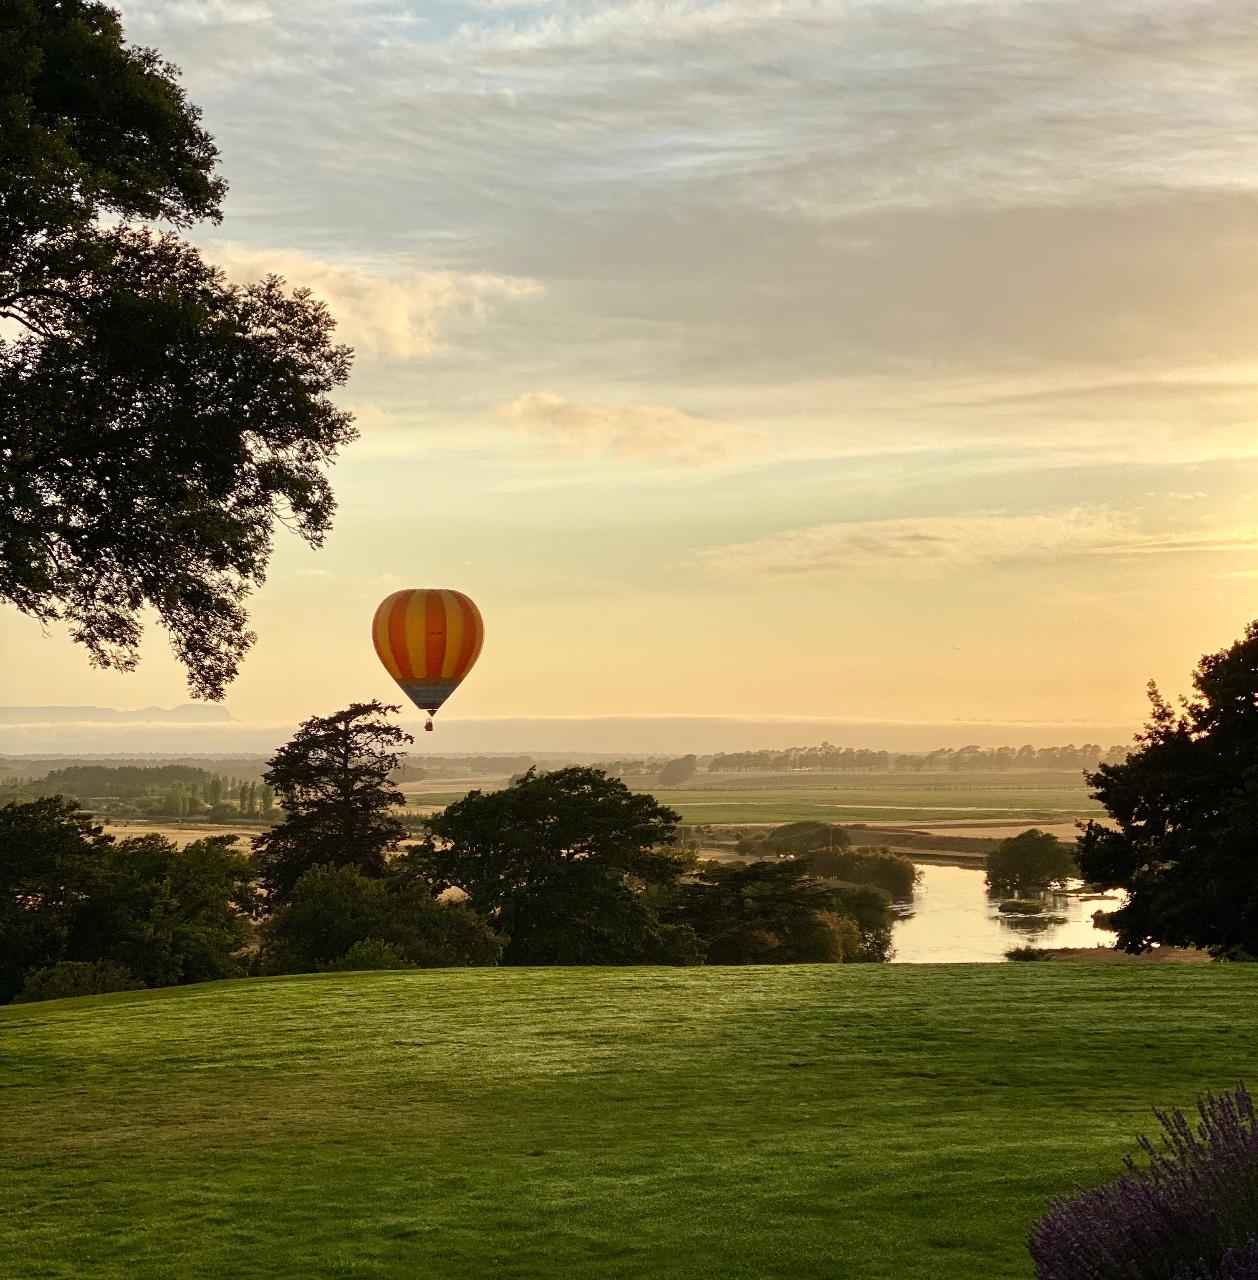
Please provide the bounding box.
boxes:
[5,0,1258,736]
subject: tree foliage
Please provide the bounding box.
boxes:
[415,767,701,965]
[258,864,503,974]
[735,821,851,858]
[0,797,253,1000]
[253,703,411,903]
[0,0,354,697]
[657,754,698,786]
[1078,622,1258,956]
[672,859,893,964]
[803,845,919,898]
[986,829,1078,893]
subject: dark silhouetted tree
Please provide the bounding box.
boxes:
[0,796,110,1001]
[0,797,254,1000]
[257,863,503,974]
[0,0,354,698]
[414,767,701,965]
[1078,621,1258,956]
[986,829,1077,893]
[253,703,411,903]
[672,859,893,964]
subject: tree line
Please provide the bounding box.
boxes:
[2,764,276,820]
[0,703,902,1004]
[707,744,1129,773]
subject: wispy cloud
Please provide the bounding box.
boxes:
[699,512,1258,578]
[494,392,768,464]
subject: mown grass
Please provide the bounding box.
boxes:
[4,966,1253,1278]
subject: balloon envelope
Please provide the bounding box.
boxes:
[372,589,484,719]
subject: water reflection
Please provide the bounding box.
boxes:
[890,863,1121,963]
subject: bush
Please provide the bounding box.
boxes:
[14,960,143,1003]
[999,899,1046,915]
[1029,1084,1258,1279]
[322,939,415,972]
[206,803,240,822]
[804,846,919,898]
[988,829,1078,892]
[1006,945,1052,961]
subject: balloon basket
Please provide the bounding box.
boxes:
[424,717,434,733]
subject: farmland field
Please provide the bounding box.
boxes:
[401,770,1101,826]
[2,965,1253,1279]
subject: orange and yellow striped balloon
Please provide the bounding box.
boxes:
[372,589,484,729]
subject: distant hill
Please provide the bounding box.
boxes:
[0,705,235,725]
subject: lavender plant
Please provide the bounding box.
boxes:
[1029,1085,1258,1280]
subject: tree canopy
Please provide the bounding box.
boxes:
[258,864,504,974]
[0,796,254,1001]
[985,829,1077,893]
[0,0,354,698]
[1078,621,1258,956]
[253,703,411,903]
[415,767,701,965]
[672,859,893,964]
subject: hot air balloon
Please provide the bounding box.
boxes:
[372,589,484,731]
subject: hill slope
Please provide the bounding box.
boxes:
[3,965,1255,1279]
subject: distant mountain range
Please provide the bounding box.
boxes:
[0,705,235,725]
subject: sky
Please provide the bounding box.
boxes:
[6,0,1258,750]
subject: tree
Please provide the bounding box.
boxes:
[414,767,701,965]
[0,797,254,1000]
[253,703,411,903]
[736,821,851,858]
[1078,622,1258,956]
[67,834,255,987]
[671,859,893,964]
[657,754,698,786]
[257,864,503,974]
[986,829,1077,893]
[0,0,354,699]
[803,845,919,899]
[0,796,111,1001]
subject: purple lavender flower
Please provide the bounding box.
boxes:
[1029,1085,1258,1280]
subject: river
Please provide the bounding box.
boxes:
[890,863,1120,963]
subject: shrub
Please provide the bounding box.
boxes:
[1006,945,1052,961]
[14,960,144,1003]
[1029,1084,1258,1279]
[322,939,415,972]
[1000,899,1046,915]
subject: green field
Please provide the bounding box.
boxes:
[3,965,1254,1279]
[406,780,1100,826]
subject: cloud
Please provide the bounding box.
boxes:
[204,242,541,359]
[699,511,1258,578]
[494,392,768,464]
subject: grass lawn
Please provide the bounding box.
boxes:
[2,965,1253,1279]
